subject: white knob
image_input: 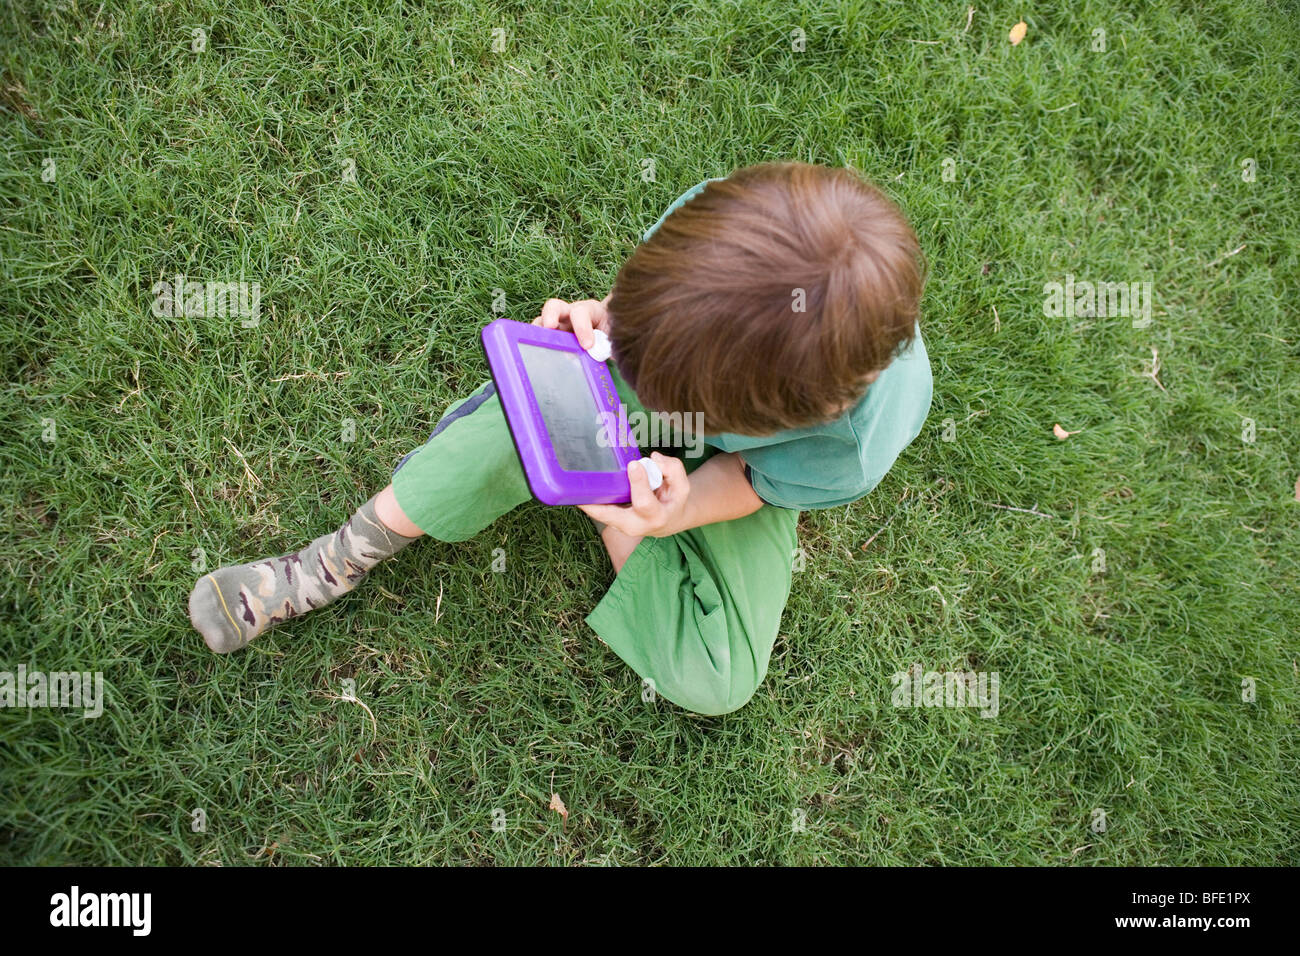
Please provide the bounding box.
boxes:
[634,456,663,491]
[585,329,612,362]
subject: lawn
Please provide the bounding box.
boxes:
[1,0,1297,865]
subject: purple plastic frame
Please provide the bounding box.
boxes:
[481,318,641,505]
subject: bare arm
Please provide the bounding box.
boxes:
[678,451,764,531]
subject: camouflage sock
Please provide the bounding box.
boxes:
[188,495,419,654]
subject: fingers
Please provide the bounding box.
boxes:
[627,459,657,513]
[640,452,687,510]
[568,300,599,349]
[535,298,569,330]
[532,299,609,348]
[579,502,641,537]
[654,452,689,496]
[579,453,683,537]
[577,502,617,524]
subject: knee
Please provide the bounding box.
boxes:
[651,659,763,717]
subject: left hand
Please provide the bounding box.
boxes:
[577,452,691,538]
[531,295,612,351]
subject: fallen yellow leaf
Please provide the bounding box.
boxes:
[549,793,568,821]
[1053,423,1081,440]
[1010,20,1028,45]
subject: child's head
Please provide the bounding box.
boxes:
[609,162,925,436]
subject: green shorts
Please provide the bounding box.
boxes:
[391,363,800,716]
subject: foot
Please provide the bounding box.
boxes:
[188,543,356,653]
[188,495,419,653]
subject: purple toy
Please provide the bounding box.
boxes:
[481,318,644,505]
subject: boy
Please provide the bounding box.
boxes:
[188,162,932,716]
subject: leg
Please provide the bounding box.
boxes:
[189,378,533,652]
[600,525,642,573]
[584,503,801,716]
[375,484,424,538]
[187,489,421,653]
[389,380,533,542]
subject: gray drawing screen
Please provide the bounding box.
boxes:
[517,344,619,472]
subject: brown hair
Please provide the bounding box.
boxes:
[609,162,925,435]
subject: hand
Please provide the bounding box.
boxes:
[577,452,692,538]
[532,294,612,350]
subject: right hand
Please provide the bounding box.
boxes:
[531,295,612,350]
[577,452,692,539]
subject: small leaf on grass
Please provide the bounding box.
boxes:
[549,793,568,821]
[1009,20,1028,45]
[1053,424,1081,440]
[1294,475,1300,501]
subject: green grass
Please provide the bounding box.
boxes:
[2,0,1298,865]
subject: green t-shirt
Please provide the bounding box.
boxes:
[639,179,933,511]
